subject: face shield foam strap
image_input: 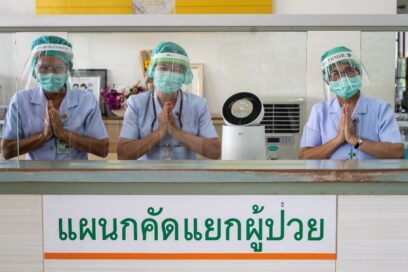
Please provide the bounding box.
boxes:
[321,51,358,70]
[151,53,190,64]
[30,44,73,60]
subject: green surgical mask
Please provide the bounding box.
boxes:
[37,73,68,92]
[329,75,362,99]
[154,71,184,94]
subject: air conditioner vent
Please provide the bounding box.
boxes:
[261,103,301,133]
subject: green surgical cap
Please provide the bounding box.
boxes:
[147,41,193,84]
[31,35,73,73]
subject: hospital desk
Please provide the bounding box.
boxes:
[0,160,407,272]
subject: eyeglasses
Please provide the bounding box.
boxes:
[328,66,359,81]
[36,64,68,74]
[156,63,185,74]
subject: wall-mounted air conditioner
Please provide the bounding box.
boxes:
[261,97,305,160]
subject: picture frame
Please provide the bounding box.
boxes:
[182,63,204,97]
[69,69,107,114]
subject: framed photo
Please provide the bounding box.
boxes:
[69,69,107,113]
[182,63,204,97]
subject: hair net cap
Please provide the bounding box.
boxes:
[147,41,193,85]
[30,35,73,72]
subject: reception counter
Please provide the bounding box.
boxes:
[0,160,408,272]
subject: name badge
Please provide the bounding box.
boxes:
[56,138,70,154]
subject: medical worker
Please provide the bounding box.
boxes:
[1,35,109,160]
[299,46,403,160]
[118,41,220,160]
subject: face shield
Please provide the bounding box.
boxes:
[22,42,74,93]
[149,52,193,94]
[321,50,370,100]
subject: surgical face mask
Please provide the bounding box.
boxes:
[329,75,362,99]
[37,73,68,92]
[154,71,184,94]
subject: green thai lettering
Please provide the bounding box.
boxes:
[162,218,179,240]
[79,218,96,240]
[252,204,264,214]
[120,218,137,240]
[266,210,285,241]
[98,218,118,240]
[54,206,326,246]
[142,218,159,240]
[250,241,263,252]
[58,218,77,240]
[205,218,222,240]
[58,218,68,240]
[308,218,324,241]
[224,218,241,240]
[287,218,303,241]
[184,218,202,241]
[147,207,163,216]
[246,218,263,240]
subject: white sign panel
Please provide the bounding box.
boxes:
[43,195,336,260]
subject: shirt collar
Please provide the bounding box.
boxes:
[31,85,45,105]
[329,91,368,114]
[153,89,182,114]
[353,92,368,114]
[30,85,78,109]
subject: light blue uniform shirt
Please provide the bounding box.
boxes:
[2,85,108,160]
[120,90,218,160]
[300,93,401,160]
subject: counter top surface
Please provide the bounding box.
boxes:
[0,160,407,194]
[0,160,407,183]
[0,159,407,171]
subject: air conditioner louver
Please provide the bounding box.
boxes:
[261,104,301,133]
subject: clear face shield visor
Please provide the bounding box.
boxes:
[321,53,370,100]
[22,44,73,91]
[150,53,193,93]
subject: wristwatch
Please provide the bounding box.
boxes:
[354,137,363,149]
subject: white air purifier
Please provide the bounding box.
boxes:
[222,125,266,160]
[221,92,266,160]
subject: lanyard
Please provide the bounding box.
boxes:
[345,116,360,160]
[150,89,183,133]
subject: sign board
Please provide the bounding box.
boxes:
[43,195,336,260]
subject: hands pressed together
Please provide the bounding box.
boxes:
[42,101,66,141]
[157,102,180,139]
[335,103,358,146]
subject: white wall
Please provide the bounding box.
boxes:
[274,0,396,14]
[0,34,17,105]
[68,32,307,115]
[0,0,35,16]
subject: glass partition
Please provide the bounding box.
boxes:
[302,31,404,160]
[0,33,17,161]
[0,29,404,164]
[66,31,308,161]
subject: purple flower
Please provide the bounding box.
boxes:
[102,87,123,111]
